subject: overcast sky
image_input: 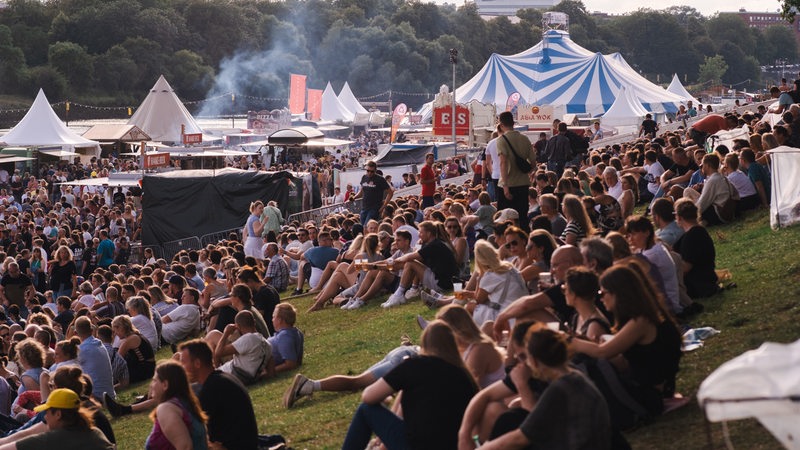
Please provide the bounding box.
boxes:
[581,0,782,15]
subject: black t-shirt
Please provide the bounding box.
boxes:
[668,160,699,178]
[641,119,658,136]
[253,285,280,335]
[418,239,458,290]
[200,371,259,450]
[383,356,477,450]
[656,154,673,172]
[0,273,32,307]
[674,225,718,298]
[359,174,391,211]
[50,261,77,290]
[54,309,75,332]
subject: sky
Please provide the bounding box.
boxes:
[580,0,782,15]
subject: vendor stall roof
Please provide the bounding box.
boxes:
[83,124,151,142]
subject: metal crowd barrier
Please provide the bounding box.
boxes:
[161,237,202,262]
[200,227,243,247]
[287,199,362,225]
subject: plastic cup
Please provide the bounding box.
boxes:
[539,272,552,284]
[546,322,560,331]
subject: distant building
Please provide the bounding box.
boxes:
[729,8,800,45]
[474,0,558,17]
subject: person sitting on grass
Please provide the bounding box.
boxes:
[206,284,270,341]
[214,311,272,385]
[672,199,719,299]
[333,233,384,310]
[339,231,414,311]
[293,231,339,296]
[382,221,457,308]
[340,320,477,450]
[266,303,304,375]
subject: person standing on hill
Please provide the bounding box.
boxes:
[96,230,115,270]
[350,160,393,226]
[497,111,534,232]
[420,153,437,209]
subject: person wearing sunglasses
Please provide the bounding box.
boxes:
[349,161,394,227]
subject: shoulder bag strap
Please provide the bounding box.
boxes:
[501,134,524,161]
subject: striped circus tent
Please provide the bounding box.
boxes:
[420,30,683,121]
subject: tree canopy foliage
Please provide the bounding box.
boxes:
[0,0,791,110]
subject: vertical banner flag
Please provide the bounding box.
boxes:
[289,74,307,114]
[307,89,323,121]
[505,92,521,114]
[391,103,407,143]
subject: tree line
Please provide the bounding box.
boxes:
[0,0,796,114]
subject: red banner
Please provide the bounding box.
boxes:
[307,89,323,121]
[289,74,307,114]
[182,133,202,145]
[433,105,470,136]
[144,153,170,169]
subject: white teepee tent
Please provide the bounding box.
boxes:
[601,86,649,129]
[667,74,700,105]
[337,82,368,114]
[0,89,100,151]
[128,75,205,143]
[321,82,354,122]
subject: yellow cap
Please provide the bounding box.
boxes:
[34,388,80,412]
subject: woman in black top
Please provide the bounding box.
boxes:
[110,315,155,384]
[49,246,78,300]
[342,320,477,450]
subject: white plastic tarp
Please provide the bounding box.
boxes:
[698,338,800,449]
[768,146,800,229]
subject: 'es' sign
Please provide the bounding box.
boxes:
[433,105,470,136]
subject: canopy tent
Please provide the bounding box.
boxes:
[337,82,368,115]
[698,339,800,449]
[128,75,214,143]
[767,146,800,229]
[601,86,649,129]
[0,89,100,152]
[421,29,684,121]
[667,74,701,106]
[321,82,354,122]
[83,124,151,142]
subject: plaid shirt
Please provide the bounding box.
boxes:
[265,254,289,292]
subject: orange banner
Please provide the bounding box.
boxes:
[307,89,323,121]
[289,74,307,114]
[391,103,407,143]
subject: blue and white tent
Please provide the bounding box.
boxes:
[420,30,683,121]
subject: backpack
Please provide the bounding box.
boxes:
[567,131,590,156]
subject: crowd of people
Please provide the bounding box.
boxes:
[0,91,776,449]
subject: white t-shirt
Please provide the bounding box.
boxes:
[486,138,501,179]
[131,314,159,351]
[77,294,97,309]
[162,304,201,344]
[474,269,528,326]
[220,332,271,379]
[641,243,681,314]
[607,179,623,200]
[644,161,665,195]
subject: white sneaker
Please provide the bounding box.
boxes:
[382,291,407,308]
[404,286,421,300]
[347,298,365,310]
[340,298,356,309]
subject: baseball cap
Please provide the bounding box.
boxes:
[34,388,80,412]
[494,208,520,223]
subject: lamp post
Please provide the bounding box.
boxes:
[449,48,458,156]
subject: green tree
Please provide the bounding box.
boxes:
[0,25,27,94]
[47,41,94,91]
[759,25,799,64]
[94,45,138,93]
[169,50,214,100]
[698,55,728,85]
[706,14,756,56]
[22,65,68,99]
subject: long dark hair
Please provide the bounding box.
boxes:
[150,361,207,424]
[600,265,663,331]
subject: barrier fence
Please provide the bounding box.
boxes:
[287,199,363,225]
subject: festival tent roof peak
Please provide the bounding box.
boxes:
[449,29,685,117]
[337,82,368,115]
[601,85,649,127]
[0,89,100,149]
[128,75,205,143]
[321,82,354,122]
[667,74,701,106]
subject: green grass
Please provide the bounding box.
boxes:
[111,210,800,450]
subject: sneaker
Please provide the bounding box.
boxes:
[382,291,407,308]
[347,298,365,310]
[340,298,356,310]
[404,286,421,300]
[103,392,132,417]
[416,315,429,330]
[283,373,311,408]
[340,284,358,298]
[292,288,304,296]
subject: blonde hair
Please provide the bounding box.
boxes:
[436,304,494,345]
[562,194,596,236]
[249,201,263,214]
[474,240,513,275]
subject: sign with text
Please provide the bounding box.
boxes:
[515,104,554,124]
[182,133,202,145]
[433,105,470,136]
[144,153,170,169]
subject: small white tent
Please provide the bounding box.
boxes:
[698,339,800,449]
[667,74,700,106]
[767,146,800,229]
[601,86,648,131]
[321,82,354,122]
[0,89,100,153]
[128,75,208,143]
[337,82,368,115]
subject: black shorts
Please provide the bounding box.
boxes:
[302,261,312,280]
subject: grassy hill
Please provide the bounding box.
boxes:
[111,209,800,449]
